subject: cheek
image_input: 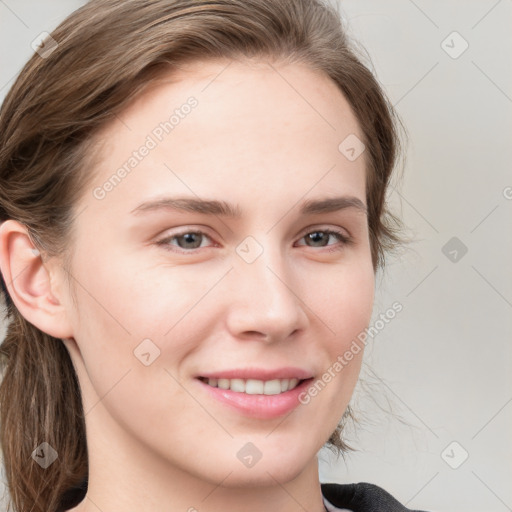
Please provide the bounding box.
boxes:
[69,250,177,338]
[67,252,220,382]
[305,260,374,402]
[339,269,375,340]
[308,258,375,349]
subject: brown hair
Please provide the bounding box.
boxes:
[0,0,403,510]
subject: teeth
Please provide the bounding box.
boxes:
[203,377,301,394]
[246,379,263,394]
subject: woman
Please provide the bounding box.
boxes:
[0,1,424,511]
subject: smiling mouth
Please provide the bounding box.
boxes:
[197,376,307,395]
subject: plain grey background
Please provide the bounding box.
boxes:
[0,1,511,511]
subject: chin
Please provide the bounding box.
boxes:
[220,438,317,487]
[221,459,312,489]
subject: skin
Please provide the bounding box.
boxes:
[0,58,374,512]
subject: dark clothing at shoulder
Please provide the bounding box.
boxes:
[56,477,88,512]
[321,482,429,512]
[58,478,428,512]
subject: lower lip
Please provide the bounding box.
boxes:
[196,378,314,419]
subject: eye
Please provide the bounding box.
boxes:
[295,228,351,252]
[155,227,352,254]
[155,230,215,252]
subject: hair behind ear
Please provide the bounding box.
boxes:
[0,310,88,512]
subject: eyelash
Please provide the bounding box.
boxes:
[154,227,352,254]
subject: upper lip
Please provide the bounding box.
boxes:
[198,367,314,381]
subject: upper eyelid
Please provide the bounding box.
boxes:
[156,227,215,243]
[297,225,351,239]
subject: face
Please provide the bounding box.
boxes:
[58,58,374,487]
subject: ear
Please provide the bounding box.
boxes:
[0,219,74,339]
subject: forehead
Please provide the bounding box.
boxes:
[83,58,366,216]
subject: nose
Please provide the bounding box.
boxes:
[224,242,309,343]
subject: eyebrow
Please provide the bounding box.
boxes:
[130,195,367,217]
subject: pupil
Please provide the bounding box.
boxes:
[179,233,201,248]
[308,232,327,247]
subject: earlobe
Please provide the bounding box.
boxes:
[0,219,74,339]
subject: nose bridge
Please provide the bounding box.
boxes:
[226,236,307,340]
